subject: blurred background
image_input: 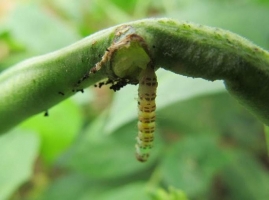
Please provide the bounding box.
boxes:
[0,0,269,199]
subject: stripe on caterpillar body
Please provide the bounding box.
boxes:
[135,66,158,162]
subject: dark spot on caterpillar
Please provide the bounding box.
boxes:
[44,110,49,117]
[58,92,65,96]
[106,48,110,52]
[140,118,155,123]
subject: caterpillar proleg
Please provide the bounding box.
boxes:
[135,65,158,162]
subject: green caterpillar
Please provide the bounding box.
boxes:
[136,65,158,162]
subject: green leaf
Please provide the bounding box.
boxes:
[222,152,269,200]
[94,0,133,23]
[40,174,149,200]
[39,174,96,200]
[47,0,86,23]
[158,92,264,150]
[8,3,80,54]
[160,135,229,198]
[95,182,150,200]
[168,0,269,49]
[149,187,188,200]
[60,112,164,179]
[0,130,40,200]
[20,99,82,165]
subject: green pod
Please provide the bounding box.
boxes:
[0,18,269,134]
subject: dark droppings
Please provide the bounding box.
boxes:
[94,78,137,92]
[44,110,49,117]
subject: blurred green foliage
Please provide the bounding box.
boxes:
[0,0,269,199]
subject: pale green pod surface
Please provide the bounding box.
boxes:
[0,28,115,133]
[131,19,269,125]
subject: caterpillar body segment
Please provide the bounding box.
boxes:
[135,66,158,162]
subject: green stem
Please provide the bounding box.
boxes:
[1,18,269,134]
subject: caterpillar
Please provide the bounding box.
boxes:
[135,65,158,162]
